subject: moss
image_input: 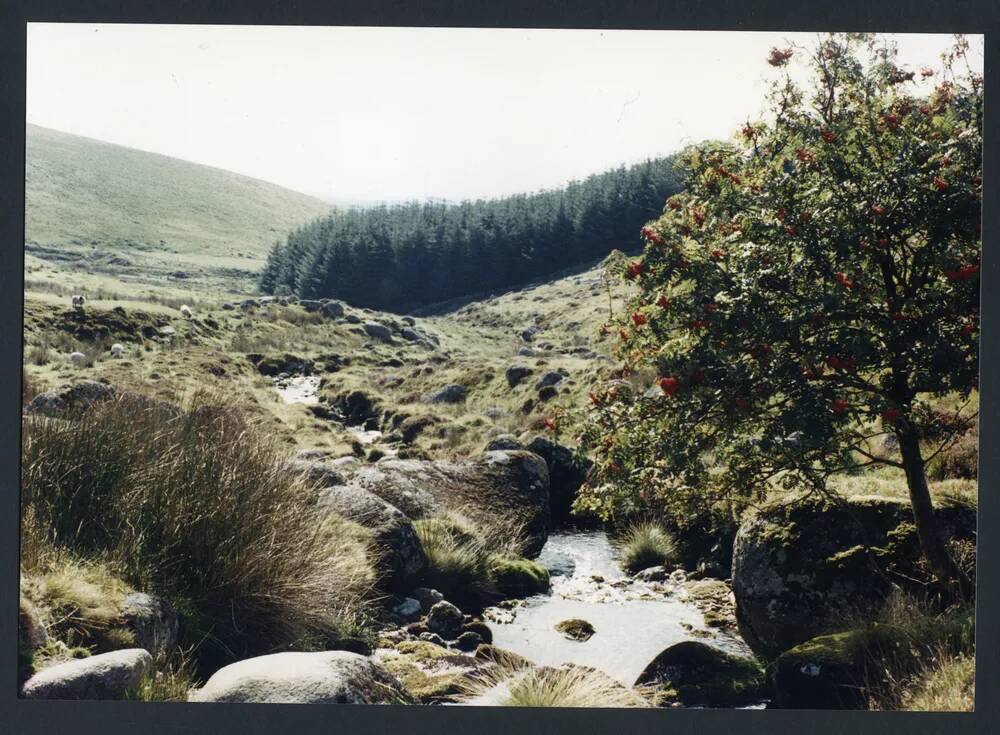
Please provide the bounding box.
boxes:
[636,641,765,707]
[555,618,595,641]
[382,658,465,704]
[394,640,453,662]
[489,556,550,598]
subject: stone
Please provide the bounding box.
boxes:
[537,386,558,401]
[284,459,345,489]
[731,494,976,657]
[421,384,467,404]
[299,299,324,312]
[534,371,565,390]
[520,326,540,342]
[634,641,766,707]
[21,649,152,700]
[341,452,551,557]
[490,557,551,598]
[505,365,533,388]
[461,620,493,645]
[410,587,444,612]
[526,436,594,526]
[393,598,422,621]
[119,593,178,655]
[418,632,447,647]
[426,601,464,639]
[634,565,670,583]
[554,618,595,641]
[322,301,345,318]
[455,632,483,652]
[362,321,393,341]
[317,485,426,590]
[188,651,412,704]
[24,380,117,418]
[221,302,235,310]
[484,435,524,452]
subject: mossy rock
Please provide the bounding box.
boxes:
[773,625,912,709]
[731,494,975,658]
[554,618,595,641]
[635,641,766,707]
[490,556,551,598]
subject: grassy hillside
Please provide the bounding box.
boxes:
[25,125,331,291]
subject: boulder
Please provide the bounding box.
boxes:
[526,436,593,526]
[318,485,426,590]
[410,587,444,612]
[490,557,550,598]
[322,301,346,318]
[634,641,765,707]
[285,459,346,489]
[21,649,152,700]
[188,651,412,704]
[534,371,565,390]
[421,384,467,404]
[299,299,324,312]
[393,598,422,621]
[771,629,877,709]
[426,601,464,639]
[633,565,670,583]
[363,321,393,341]
[484,435,524,452]
[505,365,533,388]
[119,593,178,655]
[521,326,540,342]
[341,452,551,557]
[537,386,558,401]
[455,632,483,652]
[731,494,976,658]
[24,380,117,418]
[461,620,493,645]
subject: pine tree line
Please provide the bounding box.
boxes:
[259,156,681,311]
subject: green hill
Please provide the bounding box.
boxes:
[25,124,332,265]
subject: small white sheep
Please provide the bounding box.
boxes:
[69,351,87,367]
[180,304,193,319]
[110,343,124,358]
[71,294,86,313]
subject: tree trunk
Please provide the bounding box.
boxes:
[896,426,972,599]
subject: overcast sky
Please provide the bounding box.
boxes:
[26,25,984,204]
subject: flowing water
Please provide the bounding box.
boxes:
[485,530,750,686]
[274,375,321,405]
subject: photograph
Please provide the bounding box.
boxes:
[17,24,982,711]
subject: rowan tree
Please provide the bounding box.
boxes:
[579,34,981,595]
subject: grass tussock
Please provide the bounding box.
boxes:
[21,391,376,670]
[854,592,975,711]
[412,510,532,607]
[900,653,974,711]
[460,661,650,708]
[126,650,199,702]
[617,521,678,574]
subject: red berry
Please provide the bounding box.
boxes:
[659,376,680,397]
[626,261,644,279]
[657,294,670,308]
[820,128,836,143]
[632,312,648,327]
[832,398,849,415]
[871,204,887,216]
[835,272,854,290]
[882,407,901,423]
[933,176,949,191]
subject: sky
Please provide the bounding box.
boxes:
[26,25,984,204]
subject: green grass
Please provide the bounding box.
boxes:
[26,124,331,264]
[21,391,375,672]
[616,521,678,574]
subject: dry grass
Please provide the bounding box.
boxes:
[460,661,650,708]
[900,653,974,711]
[21,391,376,669]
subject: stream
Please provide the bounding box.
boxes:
[484,531,751,686]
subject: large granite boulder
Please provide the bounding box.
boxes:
[526,436,593,526]
[731,494,976,658]
[21,649,152,700]
[188,651,412,704]
[421,384,467,404]
[340,451,551,557]
[317,485,426,590]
